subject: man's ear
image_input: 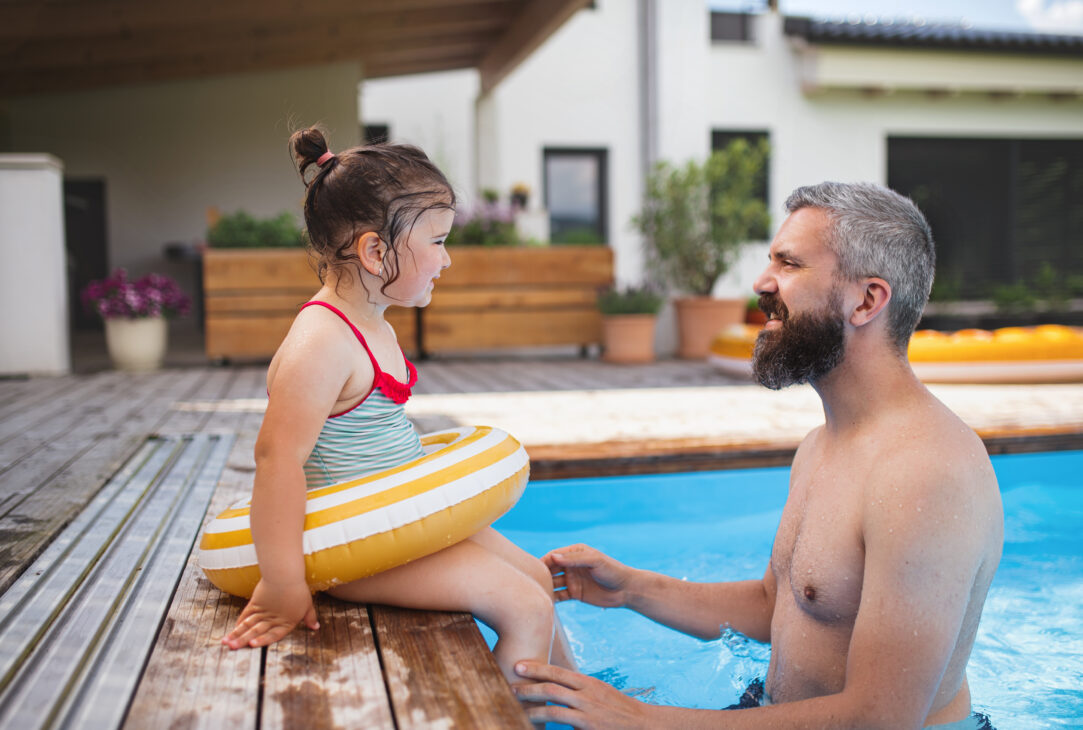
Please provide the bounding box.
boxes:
[356,232,387,276]
[850,277,891,327]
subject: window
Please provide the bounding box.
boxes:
[711,129,770,239]
[363,123,390,145]
[543,148,608,244]
[888,137,1083,299]
[710,11,755,43]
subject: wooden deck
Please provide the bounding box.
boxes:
[7,353,1081,728]
[0,366,535,729]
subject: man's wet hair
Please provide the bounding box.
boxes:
[784,182,935,350]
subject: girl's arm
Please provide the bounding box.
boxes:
[223,311,368,648]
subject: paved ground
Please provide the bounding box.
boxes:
[68,322,1083,457]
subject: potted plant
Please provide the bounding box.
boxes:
[745,295,767,325]
[597,285,664,364]
[81,269,191,372]
[636,138,769,358]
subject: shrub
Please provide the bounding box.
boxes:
[207,211,304,248]
[597,285,665,316]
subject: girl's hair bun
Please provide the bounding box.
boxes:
[290,126,330,179]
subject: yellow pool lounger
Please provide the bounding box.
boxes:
[709,324,1083,384]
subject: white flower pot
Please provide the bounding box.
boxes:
[104,316,168,372]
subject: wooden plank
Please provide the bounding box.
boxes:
[204,293,314,314]
[261,596,394,730]
[442,245,613,286]
[0,372,127,463]
[206,310,417,359]
[0,435,231,729]
[0,376,83,424]
[427,286,598,310]
[424,309,602,350]
[0,370,208,593]
[125,367,269,729]
[154,368,239,435]
[371,606,531,729]
[203,249,318,292]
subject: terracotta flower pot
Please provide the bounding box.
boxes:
[105,316,168,372]
[602,314,657,364]
[673,297,745,359]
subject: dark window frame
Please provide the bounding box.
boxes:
[887,135,1083,299]
[711,129,771,239]
[542,147,609,245]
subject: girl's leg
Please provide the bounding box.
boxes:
[467,528,578,671]
[326,538,554,686]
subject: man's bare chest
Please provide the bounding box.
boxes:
[772,473,866,624]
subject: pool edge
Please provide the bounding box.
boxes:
[529,426,1083,479]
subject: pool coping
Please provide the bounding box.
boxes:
[529,425,1083,479]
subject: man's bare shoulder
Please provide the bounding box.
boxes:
[867,395,1000,525]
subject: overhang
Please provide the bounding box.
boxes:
[0,0,589,98]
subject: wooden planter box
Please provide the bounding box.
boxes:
[424,245,613,354]
[203,245,613,360]
[202,248,415,360]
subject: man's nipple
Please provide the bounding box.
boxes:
[803,585,816,602]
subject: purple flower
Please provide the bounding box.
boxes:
[80,268,191,320]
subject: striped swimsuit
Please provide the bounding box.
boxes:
[300,301,425,489]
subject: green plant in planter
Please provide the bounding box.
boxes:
[635,138,769,296]
[991,282,1037,313]
[450,203,523,247]
[597,285,664,316]
[207,210,304,248]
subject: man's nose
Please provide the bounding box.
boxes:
[753,267,776,296]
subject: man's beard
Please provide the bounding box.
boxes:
[752,289,847,390]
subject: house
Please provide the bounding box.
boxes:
[363,0,1083,353]
[0,0,590,374]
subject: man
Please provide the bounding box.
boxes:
[514,182,1003,729]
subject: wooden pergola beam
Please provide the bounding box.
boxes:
[479,0,591,94]
[0,0,518,41]
[0,0,588,97]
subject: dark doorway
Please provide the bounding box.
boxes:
[64,179,108,330]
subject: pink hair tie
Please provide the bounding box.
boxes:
[317,151,336,166]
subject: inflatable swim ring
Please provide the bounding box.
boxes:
[709,324,1083,384]
[199,425,529,598]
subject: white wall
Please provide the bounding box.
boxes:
[362,69,479,202]
[707,11,1083,298]
[1,62,362,301]
[0,154,70,374]
[479,0,645,284]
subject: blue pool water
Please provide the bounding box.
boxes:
[488,449,1083,729]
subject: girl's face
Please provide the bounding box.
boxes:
[384,207,454,307]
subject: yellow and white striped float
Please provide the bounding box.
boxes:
[199,425,529,598]
[709,323,1083,384]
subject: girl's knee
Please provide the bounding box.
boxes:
[522,555,555,595]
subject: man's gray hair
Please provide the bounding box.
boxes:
[785,182,935,349]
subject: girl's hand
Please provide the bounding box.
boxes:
[543,544,635,609]
[222,578,319,649]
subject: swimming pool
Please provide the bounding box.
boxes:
[489,449,1083,728]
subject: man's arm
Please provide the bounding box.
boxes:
[546,545,776,642]
[519,456,995,729]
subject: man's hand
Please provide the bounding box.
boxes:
[514,661,656,729]
[222,578,319,649]
[544,544,635,608]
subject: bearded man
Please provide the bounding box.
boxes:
[514,182,1003,729]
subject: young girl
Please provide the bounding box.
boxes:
[222,127,573,686]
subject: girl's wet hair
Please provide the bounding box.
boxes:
[289,126,455,296]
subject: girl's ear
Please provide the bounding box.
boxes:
[356,232,387,276]
[849,277,891,328]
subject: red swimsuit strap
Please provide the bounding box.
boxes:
[300,301,417,406]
